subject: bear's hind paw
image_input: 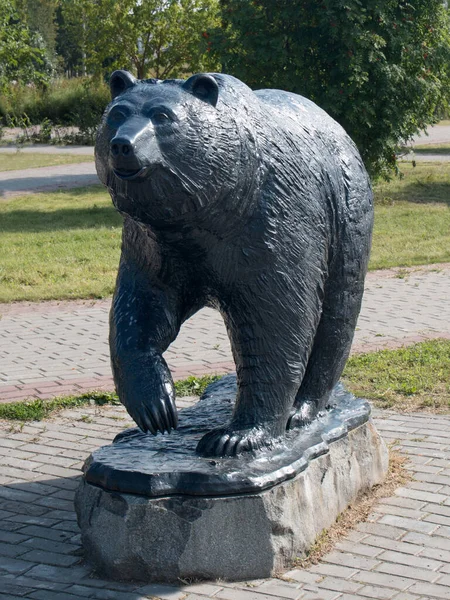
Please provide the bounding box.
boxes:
[286,400,318,430]
[196,425,276,457]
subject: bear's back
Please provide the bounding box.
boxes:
[254,88,358,163]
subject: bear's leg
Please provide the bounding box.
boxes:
[287,276,366,429]
[110,227,195,435]
[197,303,312,457]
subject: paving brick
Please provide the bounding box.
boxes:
[378,515,438,534]
[29,591,93,600]
[18,536,80,555]
[0,556,35,576]
[423,503,450,518]
[52,521,80,534]
[0,500,49,518]
[308,562,359,579]
[419,546,450,563]
[403,531,450,551]
[0,541,29,558]
[62,585,147,599]
[0,581,37,597]
[300,589,340,600]
[314,576,363,594]
[409,481,446,494]
[335,540,383,558]
[181,582,224,596]
[23,563,90,583]
[283,569,323,585]
[6,515,60,528]
[353,570,417,592]
[374,505,425,520]
[249,581,303,599]
[322,551,380,571]
[357,585,398,599]
[361,535,422,556]
[18,548,80,567]
[356,522,406,540]
[374,561,441,583]
[137,583,208,599]
[16,525,74,543]
[407,581,450,599]
[395,488,448,505]
[435,525,450,539]
[377,549,442,571]
[0,530,31,544]
[379,496,426,510]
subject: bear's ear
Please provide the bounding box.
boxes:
[183,74,219,107]
[109,70,137,100]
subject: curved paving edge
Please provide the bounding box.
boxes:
[0,265,449,403]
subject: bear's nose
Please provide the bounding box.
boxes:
[110,138,134,158]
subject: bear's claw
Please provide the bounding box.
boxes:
[196,425,275,457]
[286,400,318,430]
[128,395,178,436]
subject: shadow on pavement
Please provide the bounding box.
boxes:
[0,475,178,597]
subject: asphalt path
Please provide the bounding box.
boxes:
[0,162,99,199]
[411,123,450,145]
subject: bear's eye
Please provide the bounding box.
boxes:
[107,107,129,128]
[151,112,171,125]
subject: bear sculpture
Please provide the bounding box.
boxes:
[95,70,373,458]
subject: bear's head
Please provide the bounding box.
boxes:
[96,70,262,229]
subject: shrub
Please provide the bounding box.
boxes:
[0,76,110,129]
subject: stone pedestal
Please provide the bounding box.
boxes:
[75,376,388,582]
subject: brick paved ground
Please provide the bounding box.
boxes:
[0,402,450,599]
[1,264,449,403]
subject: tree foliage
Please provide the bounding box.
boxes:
[213,0,450,177]
[16,0,59,68]
[60,0,221,80]
[0,0,51,91]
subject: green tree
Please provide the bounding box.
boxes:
[213,0,450,177]
[16,0,59,69]
[0,0,51,91]
[60,0,221,80]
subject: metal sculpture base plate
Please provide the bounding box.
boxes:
[83,375,374,497]
[75,376,389,582]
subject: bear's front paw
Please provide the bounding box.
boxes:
[196,425,278,457]
[286,400,318,430]
[126,394,178,436]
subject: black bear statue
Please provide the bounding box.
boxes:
[95,70,374,458]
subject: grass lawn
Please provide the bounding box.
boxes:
[0,375,219,421]
[405,143,450,155]
[343,339,450,413]
[0,152,94,171]
[370,162,450,270]
[0,162,449,302]
[0,185,122,302]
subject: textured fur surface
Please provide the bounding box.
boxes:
[95,71,373,457]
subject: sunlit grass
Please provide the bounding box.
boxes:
[0,162,449,302]
[0,375,221,421]
[0,152,94,171]
[343,339,450,413]
[0,185,121,302]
